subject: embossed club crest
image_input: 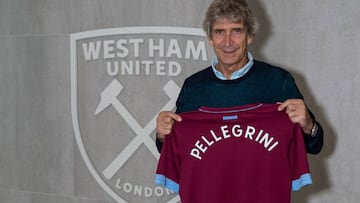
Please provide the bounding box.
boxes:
[70,27,211,202]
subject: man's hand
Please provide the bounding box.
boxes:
[156,111,182,142]
[277,99,314,134]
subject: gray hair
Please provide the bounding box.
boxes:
[203,0,259,38]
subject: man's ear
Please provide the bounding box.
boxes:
[247,35,254,45]
[208,37,214,47]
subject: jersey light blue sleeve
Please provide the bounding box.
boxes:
[155,174,179,193]
[292,173,312,191]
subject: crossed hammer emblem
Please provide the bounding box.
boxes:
[94,79,180,180]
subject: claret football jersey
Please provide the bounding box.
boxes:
[155,103,312,203]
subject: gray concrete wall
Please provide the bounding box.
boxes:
[0,0,359,202]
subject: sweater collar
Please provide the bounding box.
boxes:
[211,52,254,80]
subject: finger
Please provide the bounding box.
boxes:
[158,111,180,120]
[166,112,182,122]
[156,111,182,139]
[277,100,290,111]
[162,116,174,124]
[156,123,173,140]
[289,111,298,119]
[277,99,300,111]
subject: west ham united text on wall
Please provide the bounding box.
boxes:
[79,27,208,77]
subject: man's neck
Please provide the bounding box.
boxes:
[215,58,249,79]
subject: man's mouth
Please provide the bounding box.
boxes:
[221,46,238,53]
[222,49,236,54]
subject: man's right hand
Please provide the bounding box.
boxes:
[156,111,182,142]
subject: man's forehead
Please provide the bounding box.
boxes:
[212,18,245,29]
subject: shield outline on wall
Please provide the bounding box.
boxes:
[70,26,207,203]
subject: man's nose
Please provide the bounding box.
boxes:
[224,33,233,46]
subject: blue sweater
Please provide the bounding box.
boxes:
[157,60,323,154]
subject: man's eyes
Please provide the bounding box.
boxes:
[233,29,243,34]
[213,30,224,35]
[212,29,244,35]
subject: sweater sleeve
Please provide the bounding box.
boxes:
[303,121,324,154]
[283,72,324,154]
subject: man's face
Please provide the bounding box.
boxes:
[209,18,253,74]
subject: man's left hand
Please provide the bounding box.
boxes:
[277,99,314,134]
